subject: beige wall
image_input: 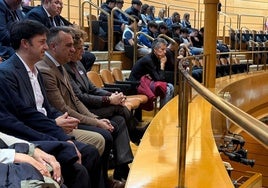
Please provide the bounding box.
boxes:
[32,0,268,32]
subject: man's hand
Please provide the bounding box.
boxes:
[109,92,126,106]
[97,119,114,132]
[55,112,80,134]
[32,148,61,183]
[160,56,167,70]
[67,140,82,164]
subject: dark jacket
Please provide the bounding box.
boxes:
[25,5,63,28]
[0,0,24,58]
[64,61,111,109]
[129,52,166,82]
[0,54,71,142]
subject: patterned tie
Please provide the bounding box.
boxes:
[49,17,55,27]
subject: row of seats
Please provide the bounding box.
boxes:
[87,68,149,112]
[230,30,268,50]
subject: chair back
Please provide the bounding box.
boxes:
[112,68,124,81]
[100,69,115,84]
[87,71,104,88]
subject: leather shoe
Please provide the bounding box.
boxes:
[107,177,125,188]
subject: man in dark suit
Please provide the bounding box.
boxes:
[0,20,105,188]
[25,0,63,28]
[0,0,24,59]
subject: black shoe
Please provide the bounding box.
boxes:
[113,164,130,181]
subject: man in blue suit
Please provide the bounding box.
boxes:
[25,0,65,28]
[0,19,105,188]
[0,0,24,59]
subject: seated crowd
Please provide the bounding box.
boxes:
[0,0,238,187]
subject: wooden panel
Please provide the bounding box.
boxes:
[126,96,234,188]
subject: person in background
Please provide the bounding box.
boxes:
[155,8,166,23]
[157,22,170,37]
[140,3,149,27]
[113,0,128,25]
[129,38,174,108]
[139,21,158,48]
[123,15,151,57]
[170,23,182,38]
[125,0,142,20]
[147,5,155,21]
[0,0,24,60]
[25,0,63,28]
[181,12,192,32]
[165,12,181,29]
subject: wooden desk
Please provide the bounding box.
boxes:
[126,95,234,187]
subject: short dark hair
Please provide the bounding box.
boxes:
[147,21,158,29]
[10,20,49,50]
[128,15,139,25]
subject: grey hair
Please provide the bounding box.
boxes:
[151,38,168,50]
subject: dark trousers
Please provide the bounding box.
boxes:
[74,140,105,188]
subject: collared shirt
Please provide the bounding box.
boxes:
[45,51,67,82]
[43,6,56,27]
[16,53,47,116]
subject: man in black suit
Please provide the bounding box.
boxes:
[0,19,105,188]
[0,0,24,59]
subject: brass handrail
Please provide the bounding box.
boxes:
[218,12,232,42]
[135,31,154,64]
[81,0,112,70]
[238,14,266,31]
[222,24,233,48]
[111,7,138,65]
[177,58,268,187]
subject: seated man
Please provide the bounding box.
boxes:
[64,27,144,145]
[36,26,132,185]
[0,20,104,188]
[0,0,25,59]
[129,38,174,108]
[0,132,90,188]
[122,15,151,57]
[65,27,137,181]
[139,21,158,48]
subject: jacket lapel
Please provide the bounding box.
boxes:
[13,55,36,104]
[43,55,73,91]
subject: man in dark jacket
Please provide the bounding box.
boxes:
[0,0,24,59]
[129,38,174,108]
[125,0,142,20]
